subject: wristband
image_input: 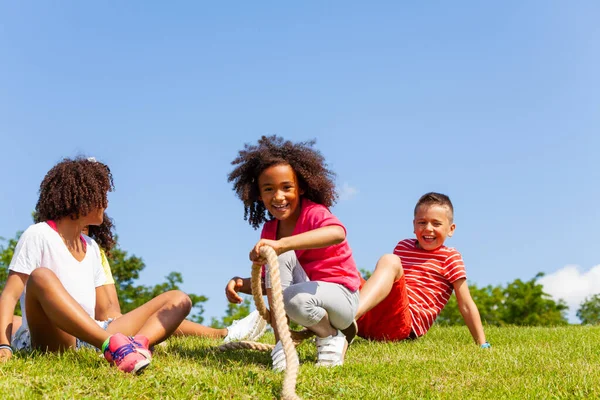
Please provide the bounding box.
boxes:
[0,344,13,354]
[480,342,491,349]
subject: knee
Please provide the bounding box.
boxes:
[165,290,193,315]
[282,289,315,324]
[28,268,59,289]
[376,254,403,277]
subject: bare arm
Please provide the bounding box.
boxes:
[225,276,268,303]
[250,225,345,263]
[453,278,487,346]
[95,284,122,321]
[0,272,27,360]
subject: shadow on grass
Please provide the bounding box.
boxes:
[164,337,320,369]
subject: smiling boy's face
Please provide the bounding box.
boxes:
[413,204,455,251]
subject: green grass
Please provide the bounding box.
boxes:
[1,325,598,399]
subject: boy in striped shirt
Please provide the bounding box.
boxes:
[353,192,489,347]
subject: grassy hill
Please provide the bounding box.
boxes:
[0,325,597,399]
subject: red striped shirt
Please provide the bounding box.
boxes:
[394,239,466,337]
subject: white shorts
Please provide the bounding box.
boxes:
[12,319,113,351]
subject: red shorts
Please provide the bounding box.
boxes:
[356,275,413,341]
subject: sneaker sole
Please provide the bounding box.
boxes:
[136,348,153,360]
[133,358,151,375]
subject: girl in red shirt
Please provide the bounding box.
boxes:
[226,135,361,370]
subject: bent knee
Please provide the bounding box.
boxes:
[165,290,193,314]
[282,289,320,325]
[377,254,403,277]
[28,267,59,287]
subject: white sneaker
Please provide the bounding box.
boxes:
[271,341,286,372]
[315,330,347,367]
[223,310,267,343]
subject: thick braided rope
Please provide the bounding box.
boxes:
[256,246,300,400]
[217,246,301,400]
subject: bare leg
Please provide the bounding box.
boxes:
[6,315,22,341]
[107,291,192,345]
[173,319,227,338]
[356,254,403,319]
[26,268,110,350]
[307,313,337,338]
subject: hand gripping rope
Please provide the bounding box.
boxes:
[219,246,303,400]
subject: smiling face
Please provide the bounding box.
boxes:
[257,164,303,227]
[413,204,455,251]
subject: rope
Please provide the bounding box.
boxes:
[218,246,301,400]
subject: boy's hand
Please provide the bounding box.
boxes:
[249,239,285,264]
[225,277,245,304]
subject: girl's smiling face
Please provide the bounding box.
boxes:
[258,164,303,225]
[413,204,455,251]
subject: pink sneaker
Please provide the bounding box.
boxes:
[103,333,150,374]
[130,335,153,360]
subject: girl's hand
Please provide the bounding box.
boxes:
[249,239,285,264]
[0,348,12,362]
[225,277,245,304]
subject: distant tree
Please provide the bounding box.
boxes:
[501,273,568,326]
[438,275,568,327]
[438,283,504,326]
[0,232,21,288]
[576,294,600,325]
[472,284,505,326]
[107,238,208,323]
[0,232,22,315]
[211,298,252,328]
[360,268,372,280]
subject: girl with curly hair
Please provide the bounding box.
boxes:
[225,135,361,370]
[0,157,192,374]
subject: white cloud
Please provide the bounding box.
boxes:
[338,183,358,201]
[539,264,600,323]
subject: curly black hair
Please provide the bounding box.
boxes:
[228,135,337,229]
[87,213,116,255]
[35,156,114,223]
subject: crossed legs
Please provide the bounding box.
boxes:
[25,268,192,351]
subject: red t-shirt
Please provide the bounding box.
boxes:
[260,198,361,292]
[394,238,467,337]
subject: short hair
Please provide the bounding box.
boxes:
[414,192,454,223]
[35,156,114,222]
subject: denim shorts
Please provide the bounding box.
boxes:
[12,319,113,351]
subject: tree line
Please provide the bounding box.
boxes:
[2,229,600,326]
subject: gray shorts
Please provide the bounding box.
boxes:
[265,251,359,330]
[12,319,113,351]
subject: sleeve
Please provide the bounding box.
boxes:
[443,249,467,283]
[260,220,276,240]
[9,226,43,275]
[100,249,115,285]
[303,204,346,234]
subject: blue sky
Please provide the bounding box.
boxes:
[1,2,599,323]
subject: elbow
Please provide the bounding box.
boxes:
[332,226,346,244]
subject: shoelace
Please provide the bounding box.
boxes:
[109,343,136,363]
